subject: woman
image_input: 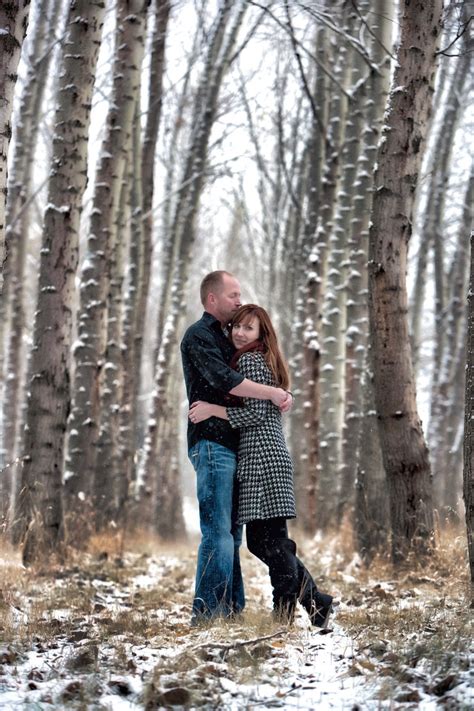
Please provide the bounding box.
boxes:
[189,304,336,629]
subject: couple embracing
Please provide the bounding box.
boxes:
[181,271,336,629]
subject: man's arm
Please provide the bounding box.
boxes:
[230,379,292,410]
[190,358,271,426]
[184,328,291,409]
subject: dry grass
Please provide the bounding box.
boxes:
[301,523,473,701]
[1,524,471,708]
[0,528,199,654]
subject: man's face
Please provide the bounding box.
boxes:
[209,274,241,324]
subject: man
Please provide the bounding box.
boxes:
[181,270,292,625]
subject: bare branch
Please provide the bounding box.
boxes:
[194,630,287,654]
[246,0,353,99]
[350,0,396,61]
[436,15,473,56]
[228,0,276,65]
[295,0,379,70]
[283,0,325,134]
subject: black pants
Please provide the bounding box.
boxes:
[246,517,332,624]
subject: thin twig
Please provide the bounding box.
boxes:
[194,629,287,652]
[436,17,473,56]
[350,0,396,61]
[284,0,326,135]
[246,0,353,99]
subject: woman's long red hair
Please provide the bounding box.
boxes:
[229,305,290,390]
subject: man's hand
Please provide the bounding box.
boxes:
[279,391,293,413]
[189,400,215,423]
[269,388,293,411]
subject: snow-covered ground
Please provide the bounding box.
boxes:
[0,538,472,709]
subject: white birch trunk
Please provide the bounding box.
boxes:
[118,109,145,520]
[409,52,451,371]
[135,0,171,408]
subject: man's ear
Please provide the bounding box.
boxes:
[208,292,216,306]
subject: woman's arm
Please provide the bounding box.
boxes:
[182,327,289,408]
[189,401,228,422]
[189,354,274,427]
[230,379,291,410]
[227,354,273,428]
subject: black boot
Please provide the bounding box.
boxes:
[308,592,336,628]
[273,596,297,626]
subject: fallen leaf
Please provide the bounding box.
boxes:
[395,687,422,702]
[431,673,459,696]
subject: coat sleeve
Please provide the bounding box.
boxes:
[227,353,273,429]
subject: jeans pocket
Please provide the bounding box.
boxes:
[208,441,236,474]
[189,443,201,472]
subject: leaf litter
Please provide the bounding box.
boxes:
[0,528,472,709]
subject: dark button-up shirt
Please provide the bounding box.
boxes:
[181,311,244,452]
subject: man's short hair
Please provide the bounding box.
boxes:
[200,270,233,306]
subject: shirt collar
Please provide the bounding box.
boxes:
[202,311,223,330]
[202,311,233,339]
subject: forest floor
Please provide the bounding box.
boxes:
[0,525,472,710]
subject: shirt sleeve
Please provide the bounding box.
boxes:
[182,327,244,393]
[227,353,273,428]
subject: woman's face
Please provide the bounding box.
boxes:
[232,316,261,348]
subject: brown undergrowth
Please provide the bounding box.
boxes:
[299,521,472,704]
[0,524,471,708]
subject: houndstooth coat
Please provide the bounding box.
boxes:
[226,352,296,525]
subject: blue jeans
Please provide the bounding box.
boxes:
[189,439,245,620]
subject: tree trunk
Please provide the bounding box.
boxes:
[16,0,105,565]
[339,0,393,523]
[135,0,171,405]
[0,0,30,281]
[436,167,473,519]
[410,222,432,374]
[327,1,369,525]
[410,24,468,372]
[463,230,474,584]
[368,0,442,564]
[291,18,329,535]
[94,173,130,530]
[1,0,62,527]
[318,7,354,529]
[427,53,472,510]
[354,361,389,564]
[65,1,147,520]
[442,337,466,519]
[153,27,200,354]
[118,108,145,523]
[153,353,186,539]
